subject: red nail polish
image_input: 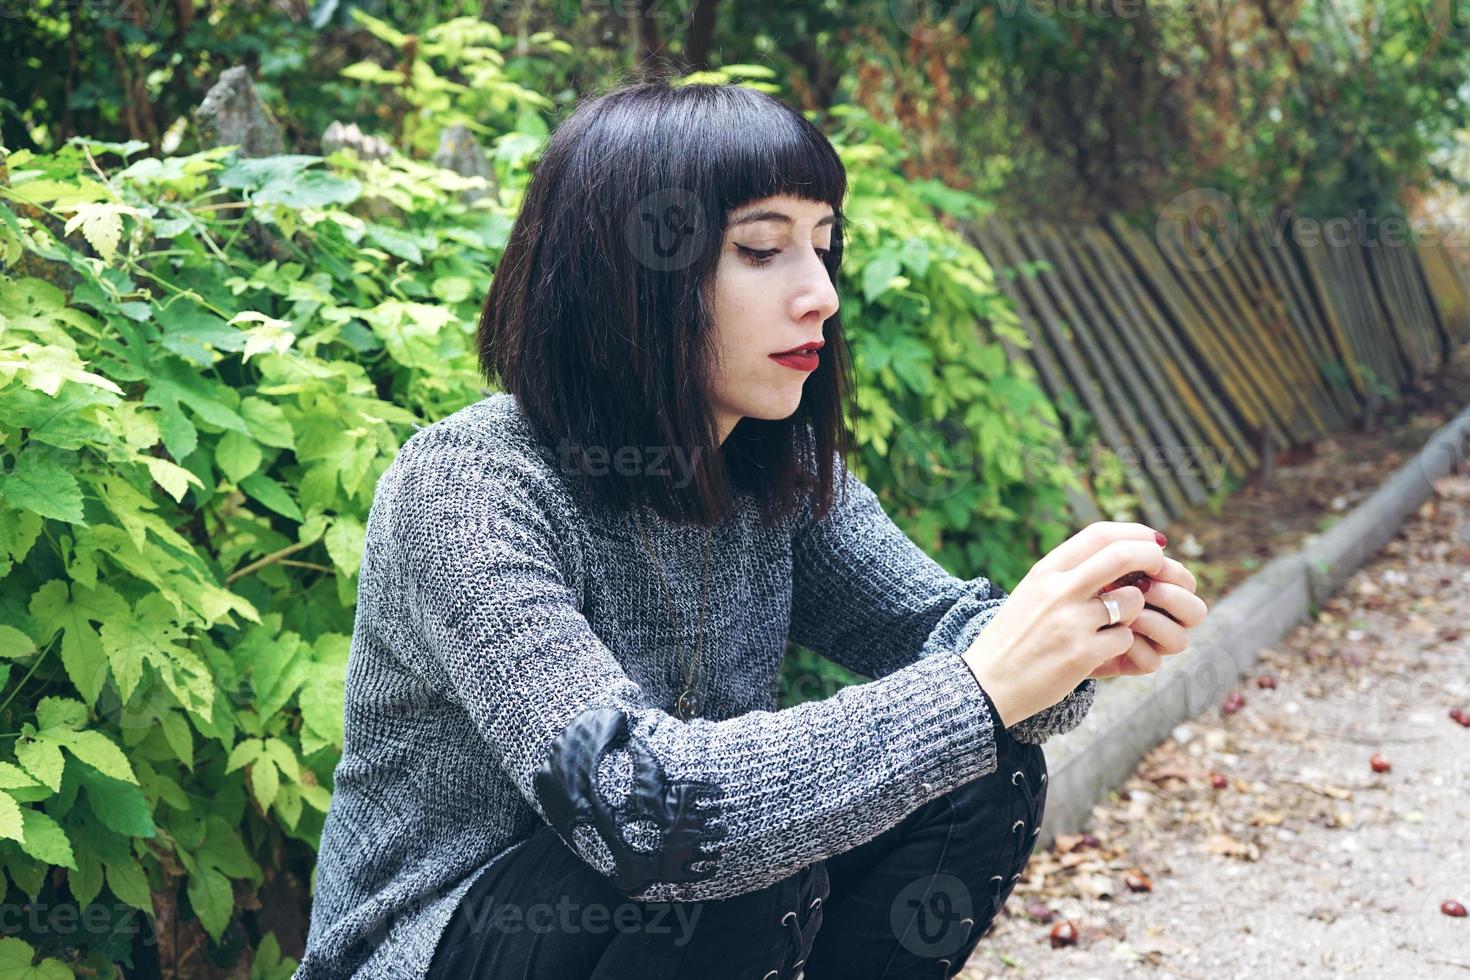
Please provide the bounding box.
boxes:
[1155,531,1168,548]
[1139,577,1153,593]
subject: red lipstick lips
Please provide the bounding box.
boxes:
[770,339,824,372]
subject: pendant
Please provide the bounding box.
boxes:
[675,687,699,720]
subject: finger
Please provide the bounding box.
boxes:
[1069,539,1166,599]
[1140,583,1209,629]
[1152,556,1198,594]
[1130,607,1190,654]
[1090,585,1146,631]
[1124,633,1165,673]
[1040,521,1163,575]
[1090,642,1159,678]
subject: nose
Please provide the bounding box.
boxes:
[790,248,839,324]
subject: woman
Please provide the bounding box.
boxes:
[297,80,1206,980]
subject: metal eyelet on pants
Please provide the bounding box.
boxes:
[765,861,827,979]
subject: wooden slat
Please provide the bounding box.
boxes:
[1078,225,1257,478]
[980,221,1171,527]
[1105,215,1282,446]
[1368,242,1423,380]
[1252,214,1364,417]
[1418,241,1470,347]
[1203,227,1333,439]
[1292,232,1372,410]
[1029,222,1201,512]
[1398,239,1447,372]
[1240,222,1360,423]
[1341,239,1410,393]
[1147,220,1299,444]
[1235,228,1341,431]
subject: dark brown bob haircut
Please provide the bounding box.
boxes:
[478,78,853,529]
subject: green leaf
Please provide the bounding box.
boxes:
[187,866,234,942]
[145,456,203,502]
[29,580,127,707]
[0,936,75,980]
[0,763,37,790]
[98,594,213,720]
[104,857,152,911]
[19,808,76,870]
[78,767,154,838]
[364,223,423,264]
[862,251,903,303]
[63,201,133,264]
[324,516,364,578]
[225,739,263,774]
[160,711,194,770]
[249,756,279,811]
[0,792,22,842]
[241,397,295,450]
[240,473,303,522]
[214,430,263,484]
[69,843,105,908]
[35,696,86,732]
[15,737,64,792]
[0,449,86,524]
[53,730,138,784]
[261,738,300,782]
[0,625,37,659]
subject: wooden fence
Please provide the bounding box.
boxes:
[964,209,1470,528]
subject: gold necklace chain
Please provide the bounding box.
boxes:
[630,506,714,722]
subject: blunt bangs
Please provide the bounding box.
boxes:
[478,79,853,529]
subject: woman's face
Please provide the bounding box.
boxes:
[707,195,839,444]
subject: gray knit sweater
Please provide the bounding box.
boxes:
[295,392,1096,980]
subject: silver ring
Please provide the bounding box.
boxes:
[1096,593,1121,627]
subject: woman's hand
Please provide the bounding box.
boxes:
[1088,556,1208,678]
[961,522,1165,728]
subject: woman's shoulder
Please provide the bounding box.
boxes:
[396,391,553,466]
[384,391,577,512]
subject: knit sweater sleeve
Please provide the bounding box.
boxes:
[789,453,1097,744]
[383,426,1004,904]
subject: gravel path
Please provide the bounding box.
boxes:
[957,468,1470,979]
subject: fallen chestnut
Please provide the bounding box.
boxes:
[1049,921,1079,947]
[1024,902,1055,923]
[1124,872,1153,893]
[1369,753,1391,773]
[1103,570,1152,593]
[1443,900,1467,917]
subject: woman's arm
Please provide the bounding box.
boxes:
[789,451,1096,744]
[382,428,1006,905]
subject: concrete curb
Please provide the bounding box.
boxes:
[1035,400,1470,851]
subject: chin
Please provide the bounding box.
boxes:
[741,395,804,422]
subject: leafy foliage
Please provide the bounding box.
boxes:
[0,74,1076,978]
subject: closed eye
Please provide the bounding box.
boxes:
[737,244,833,267]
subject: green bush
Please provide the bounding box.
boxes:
[0,82,1078,975]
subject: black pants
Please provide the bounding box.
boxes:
[428,733,1047,980]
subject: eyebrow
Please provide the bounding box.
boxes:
[727,208,837,230]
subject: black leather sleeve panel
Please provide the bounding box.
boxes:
[532,706,729,896]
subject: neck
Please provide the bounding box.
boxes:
[716,412,740,446]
